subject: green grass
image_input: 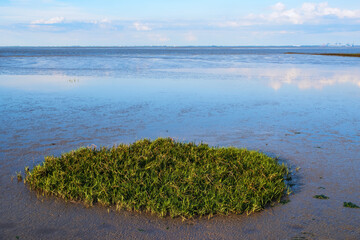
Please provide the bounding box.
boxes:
[280,199,291,205]
[285,52,360,58]
[24,138,289,219]
[16,172,22,182]
[343,202,360,208]
[313,194,329,200]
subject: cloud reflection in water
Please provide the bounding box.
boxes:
[159,66,360,91]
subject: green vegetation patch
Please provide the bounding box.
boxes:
[24,138,288,219]
[285,52,360,58]
[313,194,329,200]
[343,202,360,208]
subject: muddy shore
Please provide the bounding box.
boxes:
[1,47,360,239]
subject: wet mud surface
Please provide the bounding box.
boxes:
[1,47,360,239]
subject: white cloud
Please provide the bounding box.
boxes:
[148,34,169,43]
[265,2,360,24]
[133,22,152,31]
[31,16,64,24]
[212,2,360,28]
[91,18,111,24]
[0,0,105,24]
[211,21,254,27]
[101,18,111,24]
[89,18,114,30]
[184,32,197,42]
[271,2,286,12]
[157,36,170,42]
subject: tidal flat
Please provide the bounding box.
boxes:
[1,46,360,239]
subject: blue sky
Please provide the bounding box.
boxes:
[1,0,360,46]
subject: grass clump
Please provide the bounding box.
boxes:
[24,138,288,219]
[16,172,23,182]
[343,202,360,208]
[313,194,329,200]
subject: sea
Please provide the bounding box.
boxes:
[0,46,359,239]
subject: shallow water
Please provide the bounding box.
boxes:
[1,47,360,239]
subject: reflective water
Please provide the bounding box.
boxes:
[0,47,359,239]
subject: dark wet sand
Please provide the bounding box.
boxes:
[1,126,359,240]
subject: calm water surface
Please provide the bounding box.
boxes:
[0,47,359,239]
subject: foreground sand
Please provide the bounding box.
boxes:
[1,131,359,239]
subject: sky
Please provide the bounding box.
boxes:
[1,0,360,46]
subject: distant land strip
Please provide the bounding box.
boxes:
[285,52,360,57]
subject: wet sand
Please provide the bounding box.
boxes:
[1,127,359,239]
[1,47,360,239]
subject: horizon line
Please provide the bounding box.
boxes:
[1,44,359,48]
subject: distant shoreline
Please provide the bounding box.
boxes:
[285,52,360,57]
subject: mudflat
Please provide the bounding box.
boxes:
[1,47,359,239]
